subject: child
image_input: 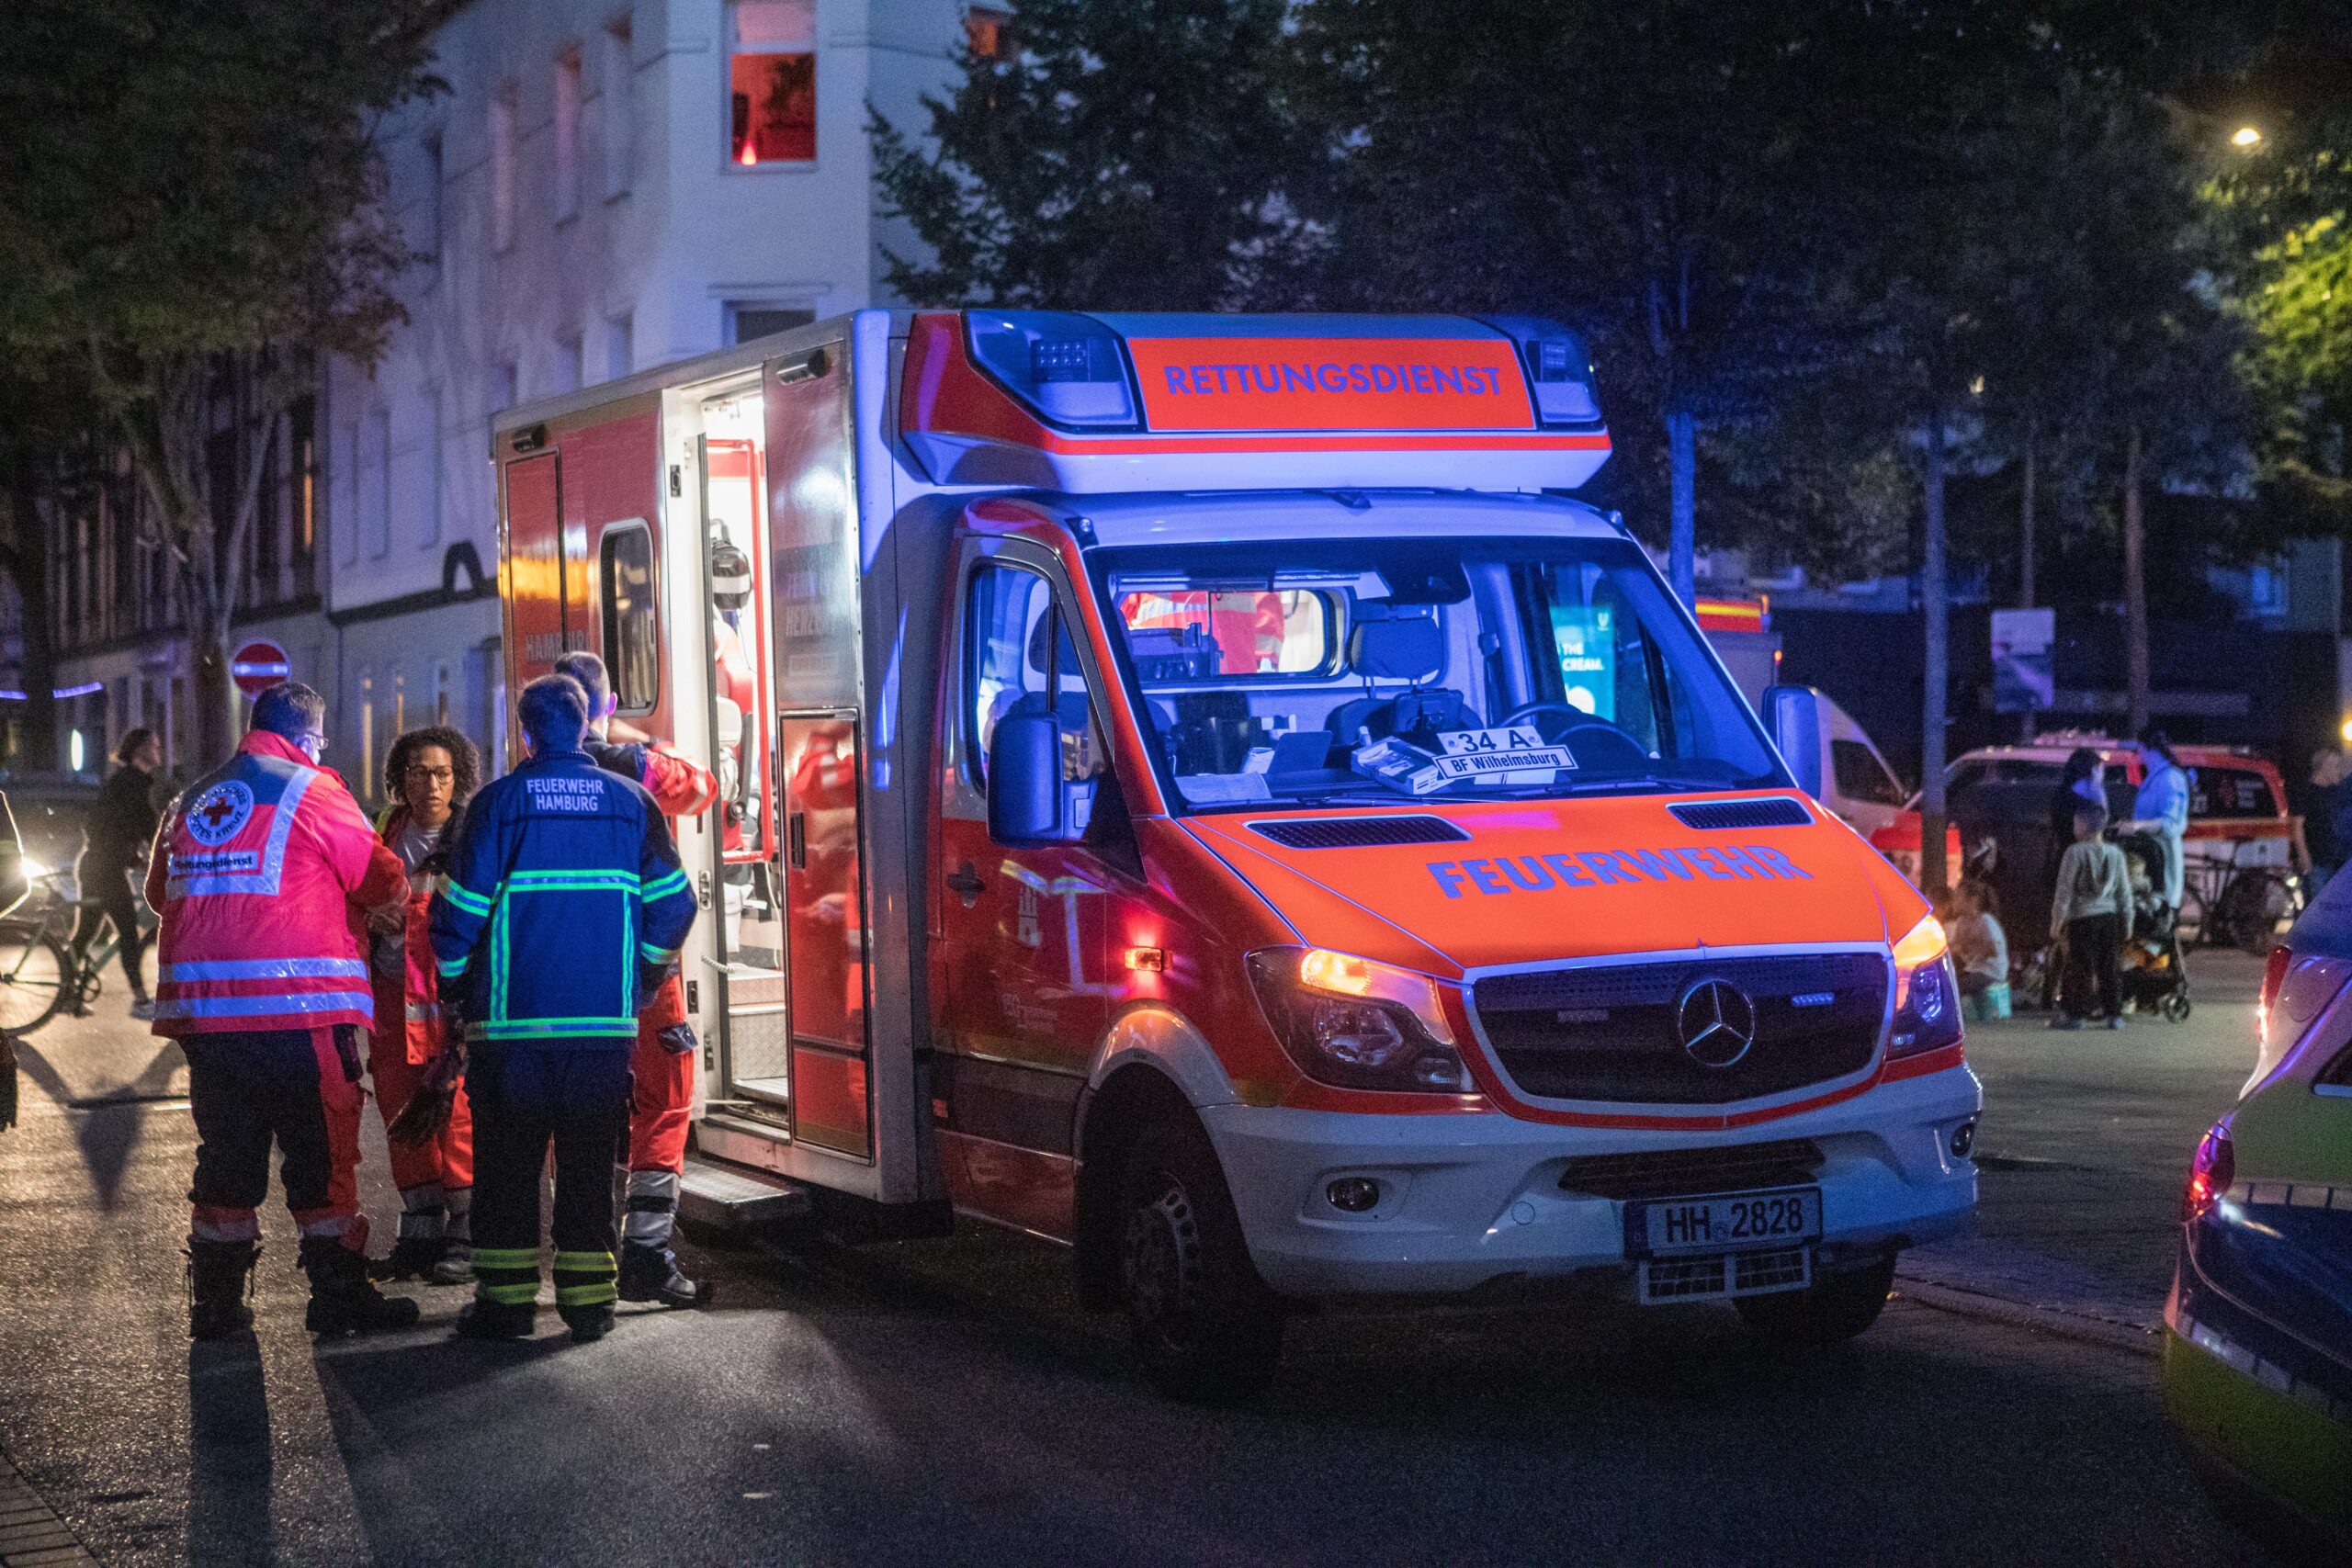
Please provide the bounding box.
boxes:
[2050,801,2132,1030]
[1947,878,2008,999]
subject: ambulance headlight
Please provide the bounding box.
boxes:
[1247,947,1470,1093]
[1888,914,1963,1057]
[966,311,1138,429]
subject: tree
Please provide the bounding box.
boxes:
[1286,0,1839,602]
[0,0,451,762]
[871,0,1310,309]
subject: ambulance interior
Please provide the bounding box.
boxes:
[687,386,793,1110]
[1086,533,1782,812]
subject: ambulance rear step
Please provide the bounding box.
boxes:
[676,1153,812,1231]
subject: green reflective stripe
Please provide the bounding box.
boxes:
[506,872,641,891]
[470,1247,540,1269]
[491,887,510,1025]
[478,1280,541,1305]
[469,1018,639,1041]
[442,882,492,916]
[556,1282,618,1307]
[436,956,468,979]
[639,942,677,964]
[643,869,690,900]
[553,1250,614,1272]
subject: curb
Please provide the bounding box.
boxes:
[0,1443,95,1566]
[1894,1274,2163,1359]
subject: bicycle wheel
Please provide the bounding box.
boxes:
[2220,873,2296,956]
[0,922,73,1034]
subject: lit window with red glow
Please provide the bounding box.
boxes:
[729,1,816,166]
[966,6,1012,60]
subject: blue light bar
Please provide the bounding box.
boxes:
[967,311,1139,429]
[1476,315,1603,427]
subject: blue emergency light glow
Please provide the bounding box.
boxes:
[1476,315,1604,427]
[967,311,1140,430]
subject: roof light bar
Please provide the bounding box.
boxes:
[1476,315,1603,427]
[966,311,1139,429]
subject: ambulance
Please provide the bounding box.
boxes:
[491,310,1981,1396]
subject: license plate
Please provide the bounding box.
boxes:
[1626,1188,1822,1258]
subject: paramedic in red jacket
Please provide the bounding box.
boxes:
[153,682,417,1340]
[367,726,481,1286]
[555,651,720,1308]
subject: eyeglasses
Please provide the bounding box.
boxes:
[404,767,455,784]
[297,731,328,759]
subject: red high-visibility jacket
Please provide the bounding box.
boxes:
[369,803,460,1066]
[146,731,406,1035]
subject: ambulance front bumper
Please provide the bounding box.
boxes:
[1200,1064,1981,1299]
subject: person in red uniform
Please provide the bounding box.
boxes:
[157,682,417,1339]
[553,651,720,1307]
[367,726,481,1285]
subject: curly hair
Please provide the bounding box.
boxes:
[384,725,482,807]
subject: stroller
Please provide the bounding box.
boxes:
[2113,829,2192,1022]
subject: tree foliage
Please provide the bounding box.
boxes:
[0,0,452,761]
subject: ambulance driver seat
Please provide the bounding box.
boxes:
[1326,603,1478,750]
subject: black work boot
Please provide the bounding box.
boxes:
[560,1305,616,1344]
[368,1235,449,1283]
[300,1239,422,1336]
[455,1300,537,1340]
[618,1242,712,1308]
[187,1241,259,1340]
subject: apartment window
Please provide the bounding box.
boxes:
[435,662,452,725]
[605,312,634,381]
[728,1,816,166]
[358,671,377,796]
[363,410,391,558]
[335,420,360,566]
[554,48,583,222]
[728,303,815,344]
[418,130,444,263]
[288,396,317,591]
[420,385,444,546]
[490,84,518,251]
[600,524,660,712]
[603,17,635,198]
[556,333,584,394]
[966,6,1012,59]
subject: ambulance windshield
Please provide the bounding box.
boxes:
[1094,536,1784,812]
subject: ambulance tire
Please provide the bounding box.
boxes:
[1117,1115,1284,1403]
[1733,1254,1896,1346]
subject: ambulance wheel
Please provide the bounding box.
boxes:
[1734,1255,1896,1346]
[1117,1115,1284,1403]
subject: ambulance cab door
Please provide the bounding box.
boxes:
[503,452,566,681]
[930,541,1114,1238]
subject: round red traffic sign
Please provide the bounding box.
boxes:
[232,637,291,696]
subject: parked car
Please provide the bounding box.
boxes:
[2165,886,2352,1557]
[1871,735,2293,954]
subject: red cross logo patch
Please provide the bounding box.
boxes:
[184,781,255,847]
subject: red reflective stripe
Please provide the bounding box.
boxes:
[2183,820,2289,840]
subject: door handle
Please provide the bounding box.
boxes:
[787,811,807,868]
[944,863,984,907]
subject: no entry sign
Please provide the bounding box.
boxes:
[231,637,291,697]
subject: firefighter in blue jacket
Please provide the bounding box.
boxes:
[430,675,698,1343]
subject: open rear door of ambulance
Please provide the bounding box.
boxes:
[688,320,931,1213]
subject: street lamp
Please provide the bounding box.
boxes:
[2233,126,2263,151]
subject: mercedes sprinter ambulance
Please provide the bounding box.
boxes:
[492,310,1981,1395]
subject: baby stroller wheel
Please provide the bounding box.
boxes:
[2160,992,2192,1023]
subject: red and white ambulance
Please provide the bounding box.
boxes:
[491,310,1981,1394]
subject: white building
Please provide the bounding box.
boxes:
[308,0,980,799]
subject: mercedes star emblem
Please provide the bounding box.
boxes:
[1676,978,1758,1068]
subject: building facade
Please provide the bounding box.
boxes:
[35,0,978,801]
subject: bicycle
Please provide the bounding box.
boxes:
[2182,838,2302,956]
[0,868,156,1036]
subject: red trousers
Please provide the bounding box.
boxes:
[371,1038,474,1194]
[628,1021,693,1176]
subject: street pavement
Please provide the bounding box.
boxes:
[0,953,2281,1565]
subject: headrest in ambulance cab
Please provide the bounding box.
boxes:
[1347,604,1443,683]
[1026,610,1085,682]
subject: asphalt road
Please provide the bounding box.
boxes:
[0,952,2280,1565]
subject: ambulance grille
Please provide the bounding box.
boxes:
[1247,816,1469,850]
[1668,797,1813,830]
[1472,953,1886,1106]
[1558,1137,1825,1201]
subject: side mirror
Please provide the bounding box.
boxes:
[1764,684,1826,799]
[987,710,1078,846]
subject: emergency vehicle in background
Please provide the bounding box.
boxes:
[492,309,1982,1395]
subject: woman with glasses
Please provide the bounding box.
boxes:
[367,726,482,1285]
